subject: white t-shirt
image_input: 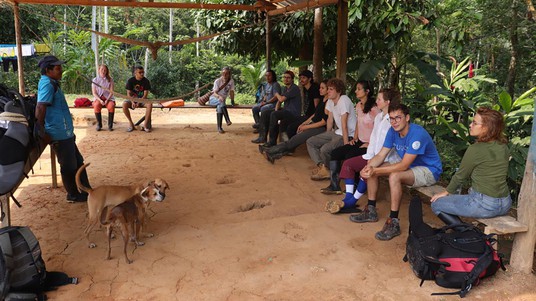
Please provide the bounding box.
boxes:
[363,111,400,163]
[212,77,235,100]
[325,95,356,137]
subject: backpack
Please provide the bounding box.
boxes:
[403,197,505,298]
[0,226,78,301]
[0,85,38,200]
[73,97,92,108]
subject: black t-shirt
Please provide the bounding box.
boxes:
[311,99,328,123]
[125,77,151,98]
[303,82,321,117]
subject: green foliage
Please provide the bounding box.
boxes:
[240,62,266,94]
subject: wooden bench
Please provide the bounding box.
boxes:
[411,185,528,249]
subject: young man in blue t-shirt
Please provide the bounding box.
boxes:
[350,103,442,241]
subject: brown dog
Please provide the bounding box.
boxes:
[76,163,170,248]
[99,186,164,264]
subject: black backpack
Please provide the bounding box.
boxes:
[403,197,505,298]
[0,226,77,301]
[0,84,39,205]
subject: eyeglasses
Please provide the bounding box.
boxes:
[389,115,404,123]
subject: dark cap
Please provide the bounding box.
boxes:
[298,70,313,79]
[38,55,66,69]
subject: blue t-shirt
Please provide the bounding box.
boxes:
[383,123,443,181]
[37,75,74,141]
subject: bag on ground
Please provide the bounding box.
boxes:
[403,196,505,298]
[0,226,78,301]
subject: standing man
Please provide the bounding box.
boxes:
[35,55,91,202]
[286,70,320,139]
[350,103,442,241]
[123,66,153,133]
[251,70,281,131]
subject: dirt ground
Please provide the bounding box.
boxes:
[10,107,536,301]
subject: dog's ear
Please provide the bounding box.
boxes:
[141,187,150,198]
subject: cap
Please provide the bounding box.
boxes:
[38,55,66,69]
[298,70,313,79]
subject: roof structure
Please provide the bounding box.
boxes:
[4,0,339,16]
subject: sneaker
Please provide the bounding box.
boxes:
[66,193,88,203]
[252,123,259,129]
[375,218,401,241]
[349,205,378,223]
[325,200,344,213]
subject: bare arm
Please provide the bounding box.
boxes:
[326,111,334,132]
[341,112,349,144]
[35,103,51,144]
[362,153,417,179]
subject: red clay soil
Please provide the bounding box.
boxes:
[10,108,536,301]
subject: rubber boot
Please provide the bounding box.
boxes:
[437,212,463,228]
[222,107,232,126]
[95,113,102,131]
[217,113,224,133]
[321,160,342,194]
[108,112,114,131]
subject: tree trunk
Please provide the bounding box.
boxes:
[313,7,323,83]
[387,53,400,90]
[506,0,519,98]
[510,99,536,273]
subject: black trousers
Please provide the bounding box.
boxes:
[51,136,90,196]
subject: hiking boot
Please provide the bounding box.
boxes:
[325,200,344,213]
[349,205,378,223]
[320,185,343,195]
[375,218,401,241]
[311,164,330,181]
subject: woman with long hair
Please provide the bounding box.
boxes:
[430,107,511,224]
[91,64,115,131]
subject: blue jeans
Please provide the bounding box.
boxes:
[208,96,226,113]
[431,187,511,218]
[252,102,275,124]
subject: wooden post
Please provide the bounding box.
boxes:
[335,0,348,82]
[313,7,323,82]
[0,195,10,228]
[265,14,272,71]
[14,3,26,95]
[510,101,536,273]
[50,146,58,188]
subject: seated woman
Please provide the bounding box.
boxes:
[321,80,379,194]
[430,107,511,224]
[92,64,115,131]
[260,80,329,162]
[325,88,401,213]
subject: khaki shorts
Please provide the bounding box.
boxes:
[409,166,437,188]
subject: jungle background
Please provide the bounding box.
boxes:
[0,0,535,202]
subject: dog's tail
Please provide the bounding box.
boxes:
[76,163,92,193]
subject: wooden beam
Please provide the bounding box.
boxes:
[267,0,338,16]
[335,0,347,81]
[510,99,536,273]
[13,3,25,95]
[265,14,272,71]
[9,0,260,11]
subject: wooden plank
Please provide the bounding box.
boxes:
[477,215,528,235]
[412,185,445,198]
[10,0,259,11]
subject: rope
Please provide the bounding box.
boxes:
[49,16,257,60]
[79,72,211,104]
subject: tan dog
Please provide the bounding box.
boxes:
[75,163,170,248]
[99,186,164,264]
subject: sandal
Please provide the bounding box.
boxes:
[126,127,134,132]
